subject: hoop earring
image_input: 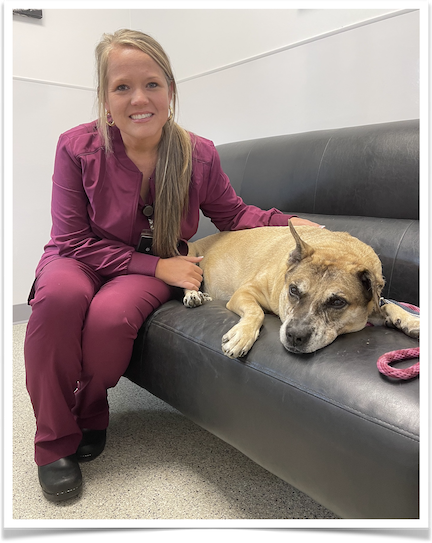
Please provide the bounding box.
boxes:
[167,106,173,122]
[106,111,115,127]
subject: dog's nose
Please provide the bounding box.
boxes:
[285,326,312,349]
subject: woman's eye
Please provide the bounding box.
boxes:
[116,84,128,91]
[147,82,158,89]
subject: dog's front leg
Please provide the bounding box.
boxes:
[382,302,420,338]
[222,287,266,358]
[370,301,420,339]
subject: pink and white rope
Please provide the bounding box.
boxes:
[376,302,420,380]
[377,347,420,380]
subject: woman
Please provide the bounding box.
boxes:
[24,29,320,502]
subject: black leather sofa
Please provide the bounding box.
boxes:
[125,119,420,519]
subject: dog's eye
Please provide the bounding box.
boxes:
[327,296,347,309]
[289,285,300,298]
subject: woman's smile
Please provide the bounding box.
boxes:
[130,113,153,121]
[105,46,172,150]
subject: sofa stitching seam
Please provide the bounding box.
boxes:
[385,220,414,298]
[313,136,332,213]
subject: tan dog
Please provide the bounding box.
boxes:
[184,222,419,358]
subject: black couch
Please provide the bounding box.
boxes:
[125,119,420,519]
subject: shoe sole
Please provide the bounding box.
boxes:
[42,480,82,502]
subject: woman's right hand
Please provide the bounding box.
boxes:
[155,255,204,290]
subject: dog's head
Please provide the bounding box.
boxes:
[278,221,384,354]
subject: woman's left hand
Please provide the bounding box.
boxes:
[289,217,325,228]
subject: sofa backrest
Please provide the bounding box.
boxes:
[217,119,419,221]
[213,119,420,306]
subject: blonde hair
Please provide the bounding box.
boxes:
[95,29,192,258]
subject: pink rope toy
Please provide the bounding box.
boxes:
[376,301,420,380]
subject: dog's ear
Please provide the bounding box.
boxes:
[357,269,384,307]
[288,220,315,265]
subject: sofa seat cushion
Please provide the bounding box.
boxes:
[127,299,419,519]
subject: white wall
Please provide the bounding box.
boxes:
[176,10,420,144]
[11,7,420,311]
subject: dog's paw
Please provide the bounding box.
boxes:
[382,304,420,339]
[183,290,212,308]
[386,314,420,339]
[221,323,260,359]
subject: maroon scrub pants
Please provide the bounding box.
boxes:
[24,257,173,466]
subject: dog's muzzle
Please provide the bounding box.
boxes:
[280,321,313,353]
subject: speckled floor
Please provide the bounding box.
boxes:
[10,322,338,522]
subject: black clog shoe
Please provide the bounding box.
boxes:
[76,428,106,462]
[38,454,82,502]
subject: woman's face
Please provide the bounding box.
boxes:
[105,46,173,150]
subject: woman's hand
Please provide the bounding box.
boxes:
[155,255,204,290]
[290,217,325,228]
